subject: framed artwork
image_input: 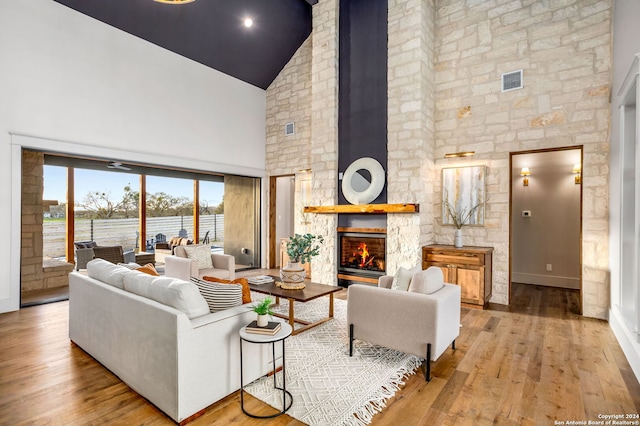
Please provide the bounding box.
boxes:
[442,166,486,226]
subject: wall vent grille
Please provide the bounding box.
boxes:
[502,70,523,92]
[285,122,295,136]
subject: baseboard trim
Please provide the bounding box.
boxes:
[511,272,580,289]
[179,408,205,425]
[609,307,640,383]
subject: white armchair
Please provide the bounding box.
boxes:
[164,244,235,281]
[347,267,461,381]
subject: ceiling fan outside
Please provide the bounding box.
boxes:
[107,161,132,171]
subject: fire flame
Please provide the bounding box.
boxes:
[353,243,375,268]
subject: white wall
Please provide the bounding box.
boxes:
[0,0,266,312]
[609,0,640,381]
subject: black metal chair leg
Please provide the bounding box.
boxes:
[452,339,456,350]
[349,324,354,356]
[425,343,432,382]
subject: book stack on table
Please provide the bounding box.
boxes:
[245,321,281,335]
[248,276,274,285]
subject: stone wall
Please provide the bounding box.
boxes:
[21,150,74,293]
[264,2,339,284]
[265,40,313,267]
[265,37,313,177]
[264,0,612,318]
[21,150,45,291]
[432,0,612,317]
[386,0,437,272]
[308,0,340,284]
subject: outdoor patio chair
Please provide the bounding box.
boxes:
[74,241,98,271]
[92,246,135,265]
[201,230,210,245]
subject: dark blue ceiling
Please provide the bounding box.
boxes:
[53,0,314,90]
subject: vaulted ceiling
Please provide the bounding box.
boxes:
[53,0,315,90]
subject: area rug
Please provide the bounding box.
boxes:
[245,293,422,426]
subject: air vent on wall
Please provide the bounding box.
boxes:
[501,70,523,92]
[285,122,295,136]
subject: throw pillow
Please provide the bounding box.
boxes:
[203,276,251,304]
[136,263,160,276]
[183,245,213,269]
[147,277,210,319]
[409,266,445,295]
[118,262,142,270]
[191,277,243,313]
[391,265,420,291]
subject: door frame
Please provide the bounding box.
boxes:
[268,174,295,269]
[508,145,583,313]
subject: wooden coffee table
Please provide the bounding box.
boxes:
[248,278,343,335]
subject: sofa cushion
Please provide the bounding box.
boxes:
[127,271,209,319]
[391,265,421,291]
[123,270,157,297]
[182,245,213,269]
[203,276,251,304]
[409,267,445,295]
[191,277,243,313]
[87,259,131,289]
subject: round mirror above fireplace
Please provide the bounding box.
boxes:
[341,157,385,205]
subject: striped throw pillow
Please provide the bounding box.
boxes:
[118,262,142,270]
[191,277,242,313]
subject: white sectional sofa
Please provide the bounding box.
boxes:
[69,259,278,423]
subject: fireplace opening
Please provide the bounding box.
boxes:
[337,231,386,287]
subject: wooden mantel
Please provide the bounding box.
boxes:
[303,203,419,214]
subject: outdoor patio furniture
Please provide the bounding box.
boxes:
[92,246,135,265]
[201,230,210,245]
[154,236,193,264]
[74,241,98,271]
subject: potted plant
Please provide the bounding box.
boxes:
[281,233,324,285]
[251,297,274,327]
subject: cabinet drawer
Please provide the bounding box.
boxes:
[425,251,484,266]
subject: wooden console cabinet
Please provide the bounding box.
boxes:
[422,245,493,309]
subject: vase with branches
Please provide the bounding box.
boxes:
[443,191,485,247]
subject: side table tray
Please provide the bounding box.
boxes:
[239,322,293,418]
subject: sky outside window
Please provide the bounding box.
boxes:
[43,166,224,208]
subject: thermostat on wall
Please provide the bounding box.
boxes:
[522,210,531,217]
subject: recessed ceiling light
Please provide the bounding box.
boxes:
[243,18,254,28]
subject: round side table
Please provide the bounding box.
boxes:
[239,321,293,418]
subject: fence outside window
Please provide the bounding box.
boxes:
[43,214,224,259]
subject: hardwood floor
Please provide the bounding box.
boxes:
[1,281,638,425]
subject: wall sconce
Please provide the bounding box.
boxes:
[572,163,581,184]
[520,167,530,186]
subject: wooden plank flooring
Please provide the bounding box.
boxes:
[1,281,639,425]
